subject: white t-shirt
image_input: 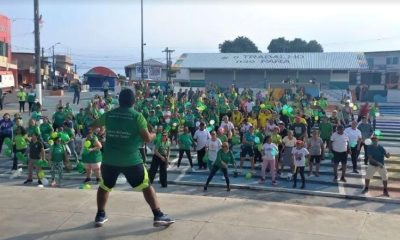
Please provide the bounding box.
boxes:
[330,132,349,152]
[246,101,255,113]
[344,127,362,147]
[194,129,211,151]
[207,138,222,161]
[240,123,252,133]
[220,121,234,132]
[282,136,297,147]
[292,147,310,167]
[262,143,278,160]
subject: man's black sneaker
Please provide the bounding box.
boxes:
[353,170,359,174]
[153,214,175,227]
[383,189,390,197]
[361,188,369,194]
[95,211,108,227]
[84,178,91,183]
[23,179,33,184]
[38,180,43,185]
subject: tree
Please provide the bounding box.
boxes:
[267,37,323,53]
[219,36,260,53]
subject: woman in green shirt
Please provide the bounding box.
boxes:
[17,88,27,113]
[27,119,41,139]
[149,131,170,188]
[40,117,54,144]
[82,130,103,184]
[204,142,235,192]
[177,127,194,169]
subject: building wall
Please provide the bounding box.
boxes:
[0,15,11,60]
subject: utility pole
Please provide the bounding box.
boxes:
[140,0,144,82]
[52,45,55,87]
[162,47,174,81]
[34,0,42,104]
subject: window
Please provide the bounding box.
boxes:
[393,57,399,65]
[0,41,5,57]
[386,56,399,65]
[386,57,392,65]
[366,58,374,68]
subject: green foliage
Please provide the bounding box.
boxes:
[219,36,260,53]
[267,37,323,53]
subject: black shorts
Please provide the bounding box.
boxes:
[100,163,149,192]
[309,155,321,164]
[241,145,254,157]
[332,151,347,165]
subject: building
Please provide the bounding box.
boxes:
[363,50,400,89]
[0,14,17,90]
[46,54,78,87]
[173,52,368,90]
[83,66,117,91]
[125,59,167,82]
[12,52,50,88]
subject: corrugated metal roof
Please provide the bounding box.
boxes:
[125,59,166,69]
[173,52,368,70]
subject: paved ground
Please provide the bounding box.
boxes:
[1,186,400,240]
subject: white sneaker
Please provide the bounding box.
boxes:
[190,168,196,172]
[221,176,225,180]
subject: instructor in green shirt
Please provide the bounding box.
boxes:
[92,88,175,228]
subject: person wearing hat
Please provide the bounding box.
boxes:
[361,136,391,197]
[329,125,350,182]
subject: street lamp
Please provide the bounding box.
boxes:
[51,42,61,87]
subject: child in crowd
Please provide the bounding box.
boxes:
[259,135,278,185]
[49,137,69,187]
[24,132,45,185]
[292,140,309,189]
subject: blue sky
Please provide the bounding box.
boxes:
[1,0,400,74]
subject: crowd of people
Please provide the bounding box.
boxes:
[0,83,391,198]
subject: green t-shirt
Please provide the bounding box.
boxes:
[27,93,36,103]
[82,135,102,163]
[184,114,195,128]
[319,122,333,140]
[170,117,180,130]
[51,144,65,162]
[27,126,40,137]
[14,135,28,150]
[75,113,85,125]
[178,133,193,150]
[40,123,53,142]
[17,91,27,101]
[95,107,147,167]
[156,140,170,156]
[243,132,255,146]
[53,111,66,127]
[148,115,159,127]
[218,135,228,143]
[214,149,235,168]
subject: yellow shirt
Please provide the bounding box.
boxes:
[248,117,258,129]
[232,111,242,127]
[258,112,268,127]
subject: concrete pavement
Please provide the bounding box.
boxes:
[1,186,400,240]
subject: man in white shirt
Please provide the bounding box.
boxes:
[194,122,211,170]
[330,125,349,182]
[246,99,255,114]
[344,121,362,173]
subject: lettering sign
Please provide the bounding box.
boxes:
[221,54,304,64]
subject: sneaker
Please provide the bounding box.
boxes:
[190,168,196,172]
[258,178,265,184]
[23,179,33,184]
[95,211,108,227]
[203,185,207,191]
[153,213,175,227]
[84,178,91,183]
[272,181,277,186]
[383,189,390,197]
[340,177,347,183]
[333,176,338,182]
[300,184,305,189]
[353,170,359,174]
[227,187,231,192]
[361,188,369,194]
[37,179,43,185]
